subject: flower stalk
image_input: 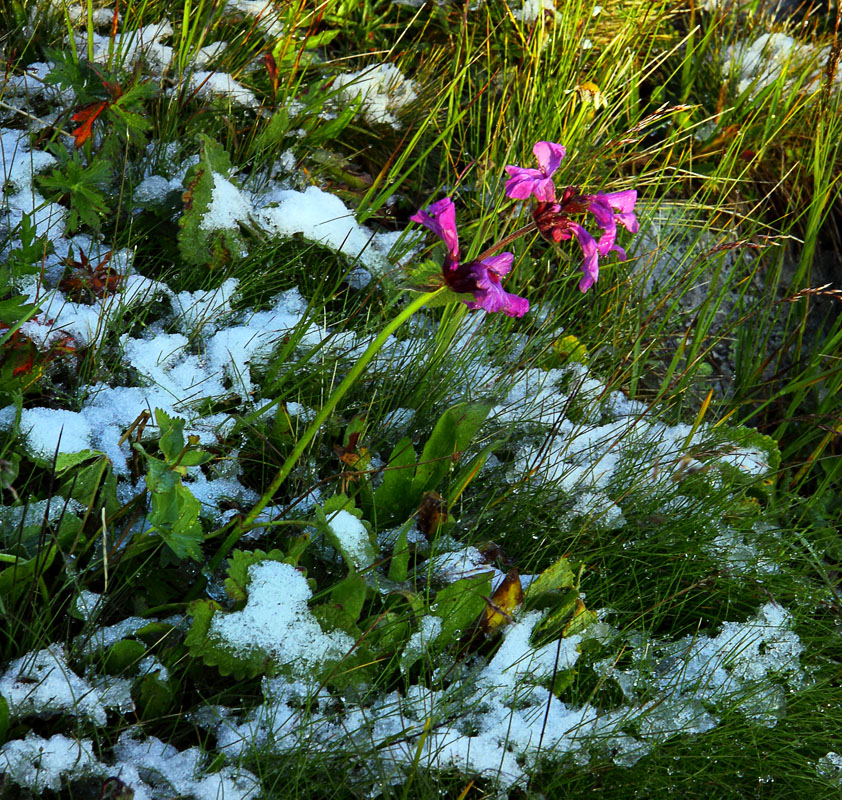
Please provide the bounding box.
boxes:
[205,287,446,578]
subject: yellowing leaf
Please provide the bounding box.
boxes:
[479,569,523,634]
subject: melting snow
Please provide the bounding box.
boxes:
[208,560,355,675]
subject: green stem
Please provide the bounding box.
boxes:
[206,287,445,575]
[474,222,537,263]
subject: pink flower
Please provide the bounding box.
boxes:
[504,141,566,202]
[410,197,460,262]
[532,186,638,293]
[464,253,530,317]
[586,190,639,258]
[411,198,529,317]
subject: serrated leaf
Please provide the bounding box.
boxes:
[178,135,243,268]
[185,598,271,680]
[156,409,184,462]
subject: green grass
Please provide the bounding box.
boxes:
[1,0,841,797]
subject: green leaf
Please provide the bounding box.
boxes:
[0,296,39,327]
[185,598,271,680]
[523,556,576,604]
[179,449,214,467]
[432,573,492,645]
[412,402,492,497]
[373,436,416,522]
[530,590,596,646]
[0,694,8,745]
[51,449,104,476]
[178,135,244,268]
[315,499,377,572]
[253,109,290,153]
[103,639,146,673]
[135,674,175,719]
[387,522,411,582]
[152,484,203,561]
[156,409,185,462]
[58,456,119,518]
[306,97,360,146]
[330,573,367,625]
[37,153,111,233]
[0,545,57,603]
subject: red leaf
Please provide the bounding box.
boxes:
[264,52,278,92]
[71,101,108,147]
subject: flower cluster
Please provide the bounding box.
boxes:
[410,199,529,318]
[410,140,638,315]
[505,141,639,292]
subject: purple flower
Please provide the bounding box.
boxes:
[566,223,600,293]
[409,197,460,262]
[411,198,529,317]
[531,186,639,293]
[464,253,530,317]
[504,141,566,202]
[586,190,639,258]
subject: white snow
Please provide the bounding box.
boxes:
[0,734,101,793]
[0,645,133,725]
[334,63,418,128]
[187,71,258,108]
[325,508,375,570]
[208,560,355,675]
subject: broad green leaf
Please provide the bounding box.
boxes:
[373,436,416,522]
[531,590,596,646]
[411,402,492,497]
[103,639,146,673]
[432,573,492,645]
[136,674,175,719]
[387,522,412,582]
[37,449,102,475]
[0,694,8,744]
[58,456,119,518]
[330,573,367,624]
[524,556,576,603]
[315,500,376,572]
[0,545,57,603]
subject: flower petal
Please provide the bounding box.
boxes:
[463,259,529,316]
[481,252,514,277]
[568,222,600,293]
[601,189,639,232]
[504,166,555,202]
[532,141,565,178]
[410,197,460,259]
